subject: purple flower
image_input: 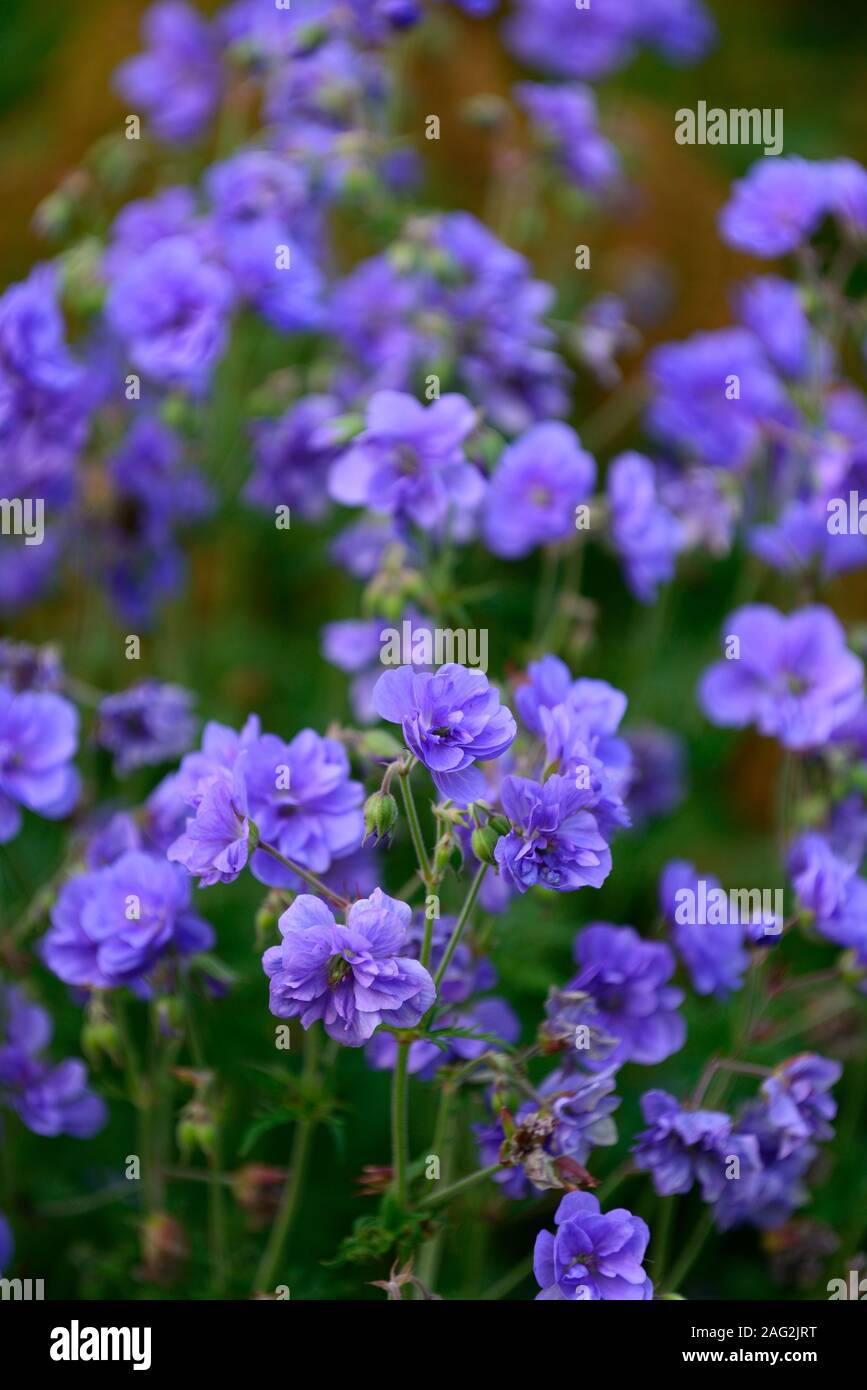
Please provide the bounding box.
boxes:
[515,83,620,193]
[736,275,830,382]
[659,860,747,999]
[699,604,864,750]
[99,417,212,625]
[506,0,713,81]
[0,639,62,693]
[647,327,793,471]
[329,390,484,531]
[506,0,641,81]
[788,833,858,922]
[714,1102,811,1232]
[0,985,106,1138]
[659,466,738,558]
[84,810,143,869]
[145,714,261,852]
[103,187,205,278]
[761,1054,841,1159]
[633,1090,739,1199]
[0,264,89,504]
[262,888,436,1046]
[0,683,79,842]
[624,726,686,825]
[607,451,684,602]
[719,157,834,258]
[495,773,615,894]
[569,924,686,1066]
[533,1192,653,1301]
[245,395,340,522]
[373,664,516,805]
[43,851,214,990]
[332,215,570,434]
[636,1094,728,1192]
[113,2,223,144]
[482,422,596,559]
[168,760,253,887]
[244,728,365,887]
[825,157,867,234]
[105,235,233,391]
[97,681,196,776]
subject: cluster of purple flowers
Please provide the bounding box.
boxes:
[633,1055,841,1232]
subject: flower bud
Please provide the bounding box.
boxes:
[363,790,399,846]
[471,824,501,867]
[176,1099,216,1159]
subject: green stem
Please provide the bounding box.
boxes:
[596,1159,634,1206]
[251,1024,321,1295]
[391,1041,411,1208]
[183,988,227,1295]
[259,842,349,909]
[481,1254,534,1301]
[432,864,488,993]
[417,1085,458,1290]
[652,1195,676,1287]
[418,1161,501,1210]
[663,1209,714,1295]
[398,768,432,889]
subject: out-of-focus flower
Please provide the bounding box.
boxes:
[97,681,196,776]
[607,451,684,603]
[659,860,748,999]
[329,390,484,531]
[515,83,620,193]
[568,923,686,1066]
[113,1,223,144]
[482,422,596,559]
[0,984,106,1138]
[698,605,864,750]
[0,683,79,843]
[43,851,214,990]
[105,235,234,392]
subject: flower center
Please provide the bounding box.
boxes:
[327,954,353,987]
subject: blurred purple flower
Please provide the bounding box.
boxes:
[43,851,214,990]
[0,683,79,842]
[698,604,864,750]
[97,681,196,776]
[113,1,223,144]
[329,390,484,531]
[607,451,684,603]
[482,422,596,559]
[0,985,106,1138]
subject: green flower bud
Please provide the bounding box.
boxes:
[363,790,399,846]
[471,824,501,867]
